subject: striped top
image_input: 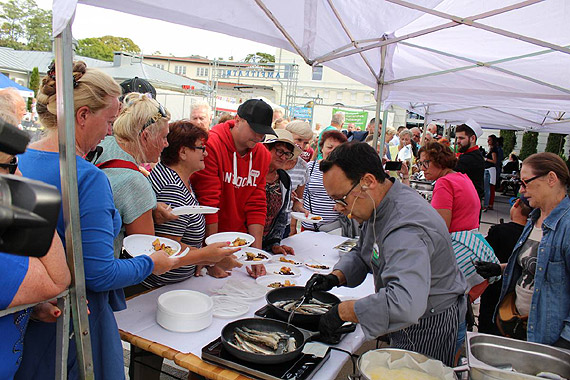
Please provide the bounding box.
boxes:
[145,162,206,288]
[302,160,341,229]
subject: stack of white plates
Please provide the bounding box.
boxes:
[156,290,213,332]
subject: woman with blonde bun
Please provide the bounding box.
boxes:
[16,62,176,380]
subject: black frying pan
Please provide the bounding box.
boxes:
[221,317,354,364]
[265,286,340,325]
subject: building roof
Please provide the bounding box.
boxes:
[12,50,112,73]
[0,47,32,72]
[101,53,208,92]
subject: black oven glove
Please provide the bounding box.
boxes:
[304,273,340,299]
[474,261,502,279]
[318,304,344,345]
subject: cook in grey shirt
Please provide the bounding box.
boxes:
[316,142,466,364]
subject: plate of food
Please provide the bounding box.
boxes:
[256,275,297,289]
[171,205,219,216]
[204,232,255,249]
[303,259,334,273]
[235,247,271,264]
[264,264,301,278]
[290,212,324,224]
[123,234,188,258]
[269,254,303,267]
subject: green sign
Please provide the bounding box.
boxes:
[332,108,368,130]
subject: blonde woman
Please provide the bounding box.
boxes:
[93,94,236,295]
[16,62,176,380]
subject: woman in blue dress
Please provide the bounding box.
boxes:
[16,61,176,380]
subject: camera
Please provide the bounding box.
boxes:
[0,118,61,257]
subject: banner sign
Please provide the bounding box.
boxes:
[332,108,368,130]
[290,106,313,122]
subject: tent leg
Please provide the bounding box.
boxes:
[420,106,430,146]
[373,45,388,158]
[54,21,94,380]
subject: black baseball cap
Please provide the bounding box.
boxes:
[120,77,156,99]
[237,99,276,136]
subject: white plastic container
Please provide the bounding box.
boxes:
[156,290,213,332]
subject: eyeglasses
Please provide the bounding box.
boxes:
[417,160,431,169]
[413,134,421,138]
[274,148,294,160]
[141,103,167,133]
[0,156,18,174]
[333,181,361,207]
[189,146,207,153]
[520,174,544,189]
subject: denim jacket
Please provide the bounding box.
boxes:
[498,195,570,345]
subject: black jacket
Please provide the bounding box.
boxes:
[455,148,485,200]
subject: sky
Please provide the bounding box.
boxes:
[34,0,277,60]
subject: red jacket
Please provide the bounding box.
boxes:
[191,120,270,233]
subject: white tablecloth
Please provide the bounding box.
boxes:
[115,231,375,379]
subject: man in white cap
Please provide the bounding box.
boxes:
[454,119,485,200]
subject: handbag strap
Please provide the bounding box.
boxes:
[307,160,319,232]
[96,159,141,173]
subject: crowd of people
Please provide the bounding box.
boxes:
[0,61,568,379]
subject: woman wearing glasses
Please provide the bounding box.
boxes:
[303,130,347,232]
[16,62,176,380]
[487,153,570,348]
[414,142,480,232]
[262,130,301,254]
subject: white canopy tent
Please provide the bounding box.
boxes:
[52,0,570,134]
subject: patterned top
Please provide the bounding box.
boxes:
[264,178,282,237]
[146,162,206,288]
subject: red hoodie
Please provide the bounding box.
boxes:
[190,120,271,233]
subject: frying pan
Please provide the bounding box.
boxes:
[265,286,340,325]
[221,317,355,364]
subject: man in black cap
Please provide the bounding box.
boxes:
[119,77,157,100]
[191,99,276,278]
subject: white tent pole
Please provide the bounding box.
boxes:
[54,21,94,379]
[253,0,311,64]
[420,106,429,146]
[373,45,388,158]
[444,120,450,139]
[326,0,380,81]
[386,0,570,56]
[390,42,570,94]
[313,0,543,64]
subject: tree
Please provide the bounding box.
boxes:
[0,0,51,51]
[545,133,567,156]
[27,66,39,108]
[500,130,517,156]
[244,52,275,63]
[76,35,141,61]
[519,131,538,160]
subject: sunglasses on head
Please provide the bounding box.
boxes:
[0,156,18,174]
[141,102,167,133]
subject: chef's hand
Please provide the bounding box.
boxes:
[305,273,340,298]
[246,264,266,278]
[474,261,502,278]
[318,304,344,344]
[153,202,178,225]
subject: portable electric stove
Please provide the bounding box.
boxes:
[201,337,330,380]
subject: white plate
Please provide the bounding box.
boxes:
[171,205,219,216]
[210,278,267,302]
[290,212,325,224]
[270,254,303,267]
[235,247,271,265]
[123,234,182,258]
[264,264,301,278]
[256,275,297,289]
[211,296,250,318]
[205,232,255,249]
[303,259,334,274]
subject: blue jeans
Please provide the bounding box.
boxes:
[484,169,491,208]
[456,319,467,353]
